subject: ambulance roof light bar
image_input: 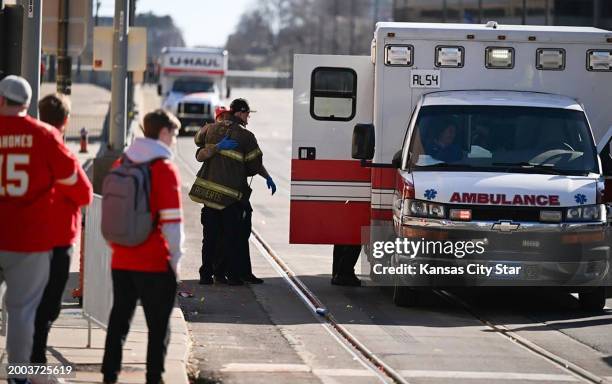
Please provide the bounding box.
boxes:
[486,47,514,69]
[435,46,464,68]
[536,48,565,70]
[587,50,612,71]
[385,44,413,67]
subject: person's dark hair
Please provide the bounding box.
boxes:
[142,109,181,139]
[38,93,71,128]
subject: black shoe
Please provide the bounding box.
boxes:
[331,274,362,287]
[214,275,228,284]
[227,278,244,286]
[199,276,213,285]
[242,274,264,284]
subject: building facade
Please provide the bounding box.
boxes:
[392,0,612,30]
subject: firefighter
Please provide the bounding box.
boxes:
[194,107,235,284]
[196,98,275,285]
[332,245,362,286]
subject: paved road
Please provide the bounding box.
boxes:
[141,85,612,384]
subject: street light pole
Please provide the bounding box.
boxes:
[109,0,129,151]
[19,0,42,117]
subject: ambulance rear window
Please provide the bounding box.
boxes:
[310,67,357,121]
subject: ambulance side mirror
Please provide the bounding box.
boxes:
[352,124,375,160]
[157,84,162,96]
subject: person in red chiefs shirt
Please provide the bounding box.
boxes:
[0,75,78,379]
[31,93,93,365]
[102,109,184,384]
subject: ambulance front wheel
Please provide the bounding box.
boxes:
[578,287,606,311]
[392,277,419,307]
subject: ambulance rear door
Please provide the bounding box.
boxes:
[290,54,374,245]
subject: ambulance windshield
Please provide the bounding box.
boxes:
[172,79,215,94]
[407,105,598,176]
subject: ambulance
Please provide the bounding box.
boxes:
[290,22,612,309]
[158,47,229,134]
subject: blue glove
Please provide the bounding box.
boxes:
[266,176,276,195]
[216,136,238,150]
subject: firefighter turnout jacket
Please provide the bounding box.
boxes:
[193,116,263,209]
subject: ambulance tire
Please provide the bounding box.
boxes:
[578,287,606,311]
[392,284,419,307]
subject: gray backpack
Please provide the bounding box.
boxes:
[101,156,163,246]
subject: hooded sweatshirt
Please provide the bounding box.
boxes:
[110,137,184,275]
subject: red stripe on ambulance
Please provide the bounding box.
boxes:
[290,200,370,244]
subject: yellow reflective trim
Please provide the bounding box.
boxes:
[188,194,225,209]
[219,149,245,162]
[245,148,262,161]
[194,178,242,199]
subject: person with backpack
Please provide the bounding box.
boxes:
[101,109,184,384]
[30,93,93,364]
[0,76,78,384]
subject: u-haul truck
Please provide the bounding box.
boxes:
[291,22,612,309]
[158,47,229,134]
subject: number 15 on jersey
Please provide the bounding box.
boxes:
[0,154,30,197]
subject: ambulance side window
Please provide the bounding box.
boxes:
[310,67,357,121]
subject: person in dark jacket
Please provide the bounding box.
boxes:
[195,98,275,285]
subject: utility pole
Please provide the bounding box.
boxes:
[57,0,71,94]
[109,0,129,151]
[349,0,354,55]
[442,0,447,22]
[522,0,527,25]
[544,0,549,25]
[331,0,338,54]
[373,0,379,27]
[94,0,100,26]
[19,0,42,117]
[593,0,601,28]
[127,0,136,122]
[478,0,483,23]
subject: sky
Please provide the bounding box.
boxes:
[99,0,254,47]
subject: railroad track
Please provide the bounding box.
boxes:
[176,149,610,384]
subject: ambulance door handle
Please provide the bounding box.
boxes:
[298,147,316,160]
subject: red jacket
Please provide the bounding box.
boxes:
[110,138,182,272]
[51,162,93,246]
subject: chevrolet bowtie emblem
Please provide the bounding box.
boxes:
[491,221,520,232]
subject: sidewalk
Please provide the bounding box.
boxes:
[0,84,191,384]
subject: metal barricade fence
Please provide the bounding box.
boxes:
[83,194,113,344]
[65,114,106,140]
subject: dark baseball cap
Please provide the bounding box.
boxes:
[229,98,256,113]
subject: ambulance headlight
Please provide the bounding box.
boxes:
[435,46,464,68]
[486,47,514,69]
[407,200,445,219]
[565,204,603,221]
[587,50,612,71]
[536,49,565,70]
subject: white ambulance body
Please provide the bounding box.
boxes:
[291,22,612,308]
[158,47,229,134]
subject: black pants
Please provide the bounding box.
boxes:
[238,202,253,278]
[31,245,72,364]
[332,245,361,278]
[199,203,243,280]
[101,269,177,384]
